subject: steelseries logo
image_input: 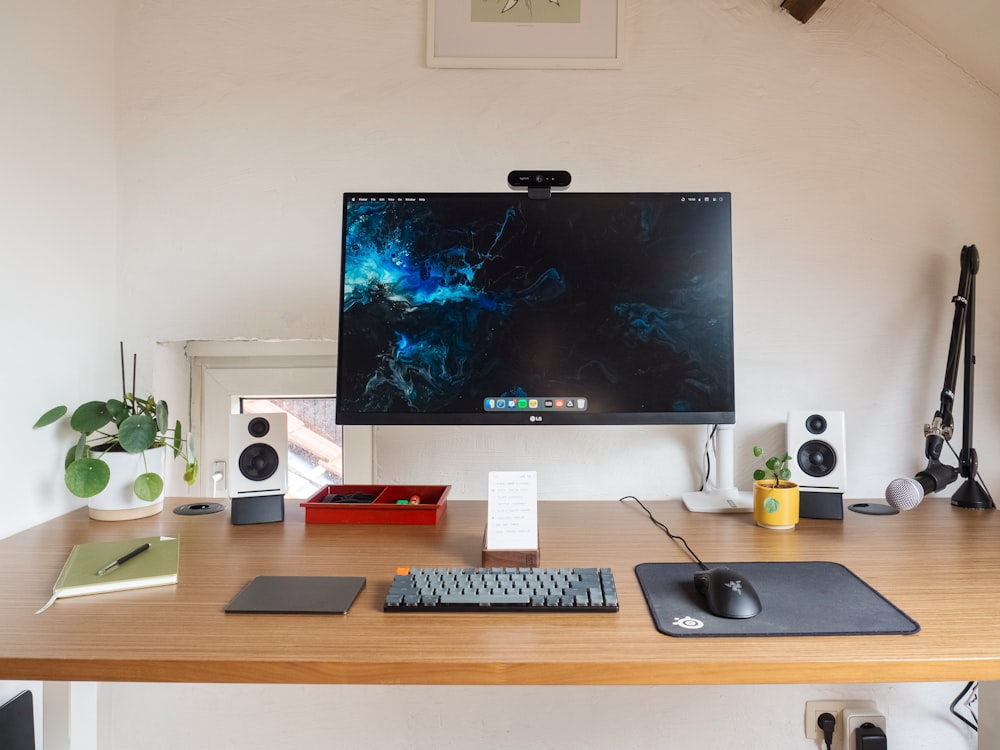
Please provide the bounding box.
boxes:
[529,415,543,423]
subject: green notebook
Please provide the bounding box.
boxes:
[36,536,179,613]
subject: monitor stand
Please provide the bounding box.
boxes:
[681,423,753,513]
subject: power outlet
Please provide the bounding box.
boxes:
[804,701,877,745]
[842,706,886,750]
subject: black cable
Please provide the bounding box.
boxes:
[950,681,978,731]
[696,424,718,491]
[619,495,708,570]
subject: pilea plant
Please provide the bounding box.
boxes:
[33,344,198,501]
[752,445,792,488]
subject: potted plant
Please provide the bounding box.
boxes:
[752,445,799,530]
[33,343,198,520]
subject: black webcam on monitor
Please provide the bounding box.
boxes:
[507,170,571,198]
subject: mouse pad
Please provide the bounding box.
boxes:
[635,562,919,638]
[225,576,366,614]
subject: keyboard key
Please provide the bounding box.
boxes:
[439,593,531,607]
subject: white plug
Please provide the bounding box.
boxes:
[211,461,226,498]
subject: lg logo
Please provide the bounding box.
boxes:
[529,415,544,423]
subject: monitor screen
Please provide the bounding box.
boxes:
[336,192,735,425]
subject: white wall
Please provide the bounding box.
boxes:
[1,0,118,536]
[107,682,975,750]
[6,0,998,747]
[116,0,1000,502]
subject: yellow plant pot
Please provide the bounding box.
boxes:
[753,479,800,530]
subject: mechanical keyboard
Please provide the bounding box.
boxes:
[384,566,619,612]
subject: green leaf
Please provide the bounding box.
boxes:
[171,420,183,455]
[133,472,164,502]
[64,457,111,498]
[156,400,169,433]
[753,469,766,481]
[779,468,792,481]
[183,457,199,485]
[70,401,113,434]
[752,445,763,458]
[33,405,67,429]
[73,433,88,462]
[106,399,129,425]
[118,414,157,452]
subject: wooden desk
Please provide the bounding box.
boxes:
[1,497,998,686]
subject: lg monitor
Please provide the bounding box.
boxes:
[336,191,735,426]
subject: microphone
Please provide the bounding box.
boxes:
[885,461,959,510]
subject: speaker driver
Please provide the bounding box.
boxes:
[247,416,271,439]
[805,413,828,434]
[238,443,280,481]
[796,439,837,478]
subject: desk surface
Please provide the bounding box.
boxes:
[0,497,997,686]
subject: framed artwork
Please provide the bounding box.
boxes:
[427,0,624,69]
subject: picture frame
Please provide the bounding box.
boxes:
[427,0,624,70]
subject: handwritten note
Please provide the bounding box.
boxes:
[486,471,538,551]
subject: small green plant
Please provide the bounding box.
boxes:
[752,445,792,488]
[33,344,198,501]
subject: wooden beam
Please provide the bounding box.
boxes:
[781,0,827,23]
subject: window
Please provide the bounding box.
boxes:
[187,340,372,499]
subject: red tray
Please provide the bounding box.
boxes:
[300,484,449,525]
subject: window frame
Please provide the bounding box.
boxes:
[187,340,372,498]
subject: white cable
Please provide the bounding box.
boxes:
[211,470,224,498]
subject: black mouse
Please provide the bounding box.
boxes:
[693,566,762,619]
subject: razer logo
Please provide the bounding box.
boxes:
[724,580,743,595]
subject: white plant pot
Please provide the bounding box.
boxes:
[88,446,167,521]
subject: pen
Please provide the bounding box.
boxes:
[96,542,151,576]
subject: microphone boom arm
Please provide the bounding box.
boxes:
[924,245,993,509]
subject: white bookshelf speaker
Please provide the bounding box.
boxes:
[786,410,847,520]
[229,412,288,524]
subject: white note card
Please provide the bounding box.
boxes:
[486,471,538,551]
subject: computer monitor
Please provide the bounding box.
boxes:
[336,191,735,426]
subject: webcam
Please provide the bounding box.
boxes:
[507,170,571,198]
